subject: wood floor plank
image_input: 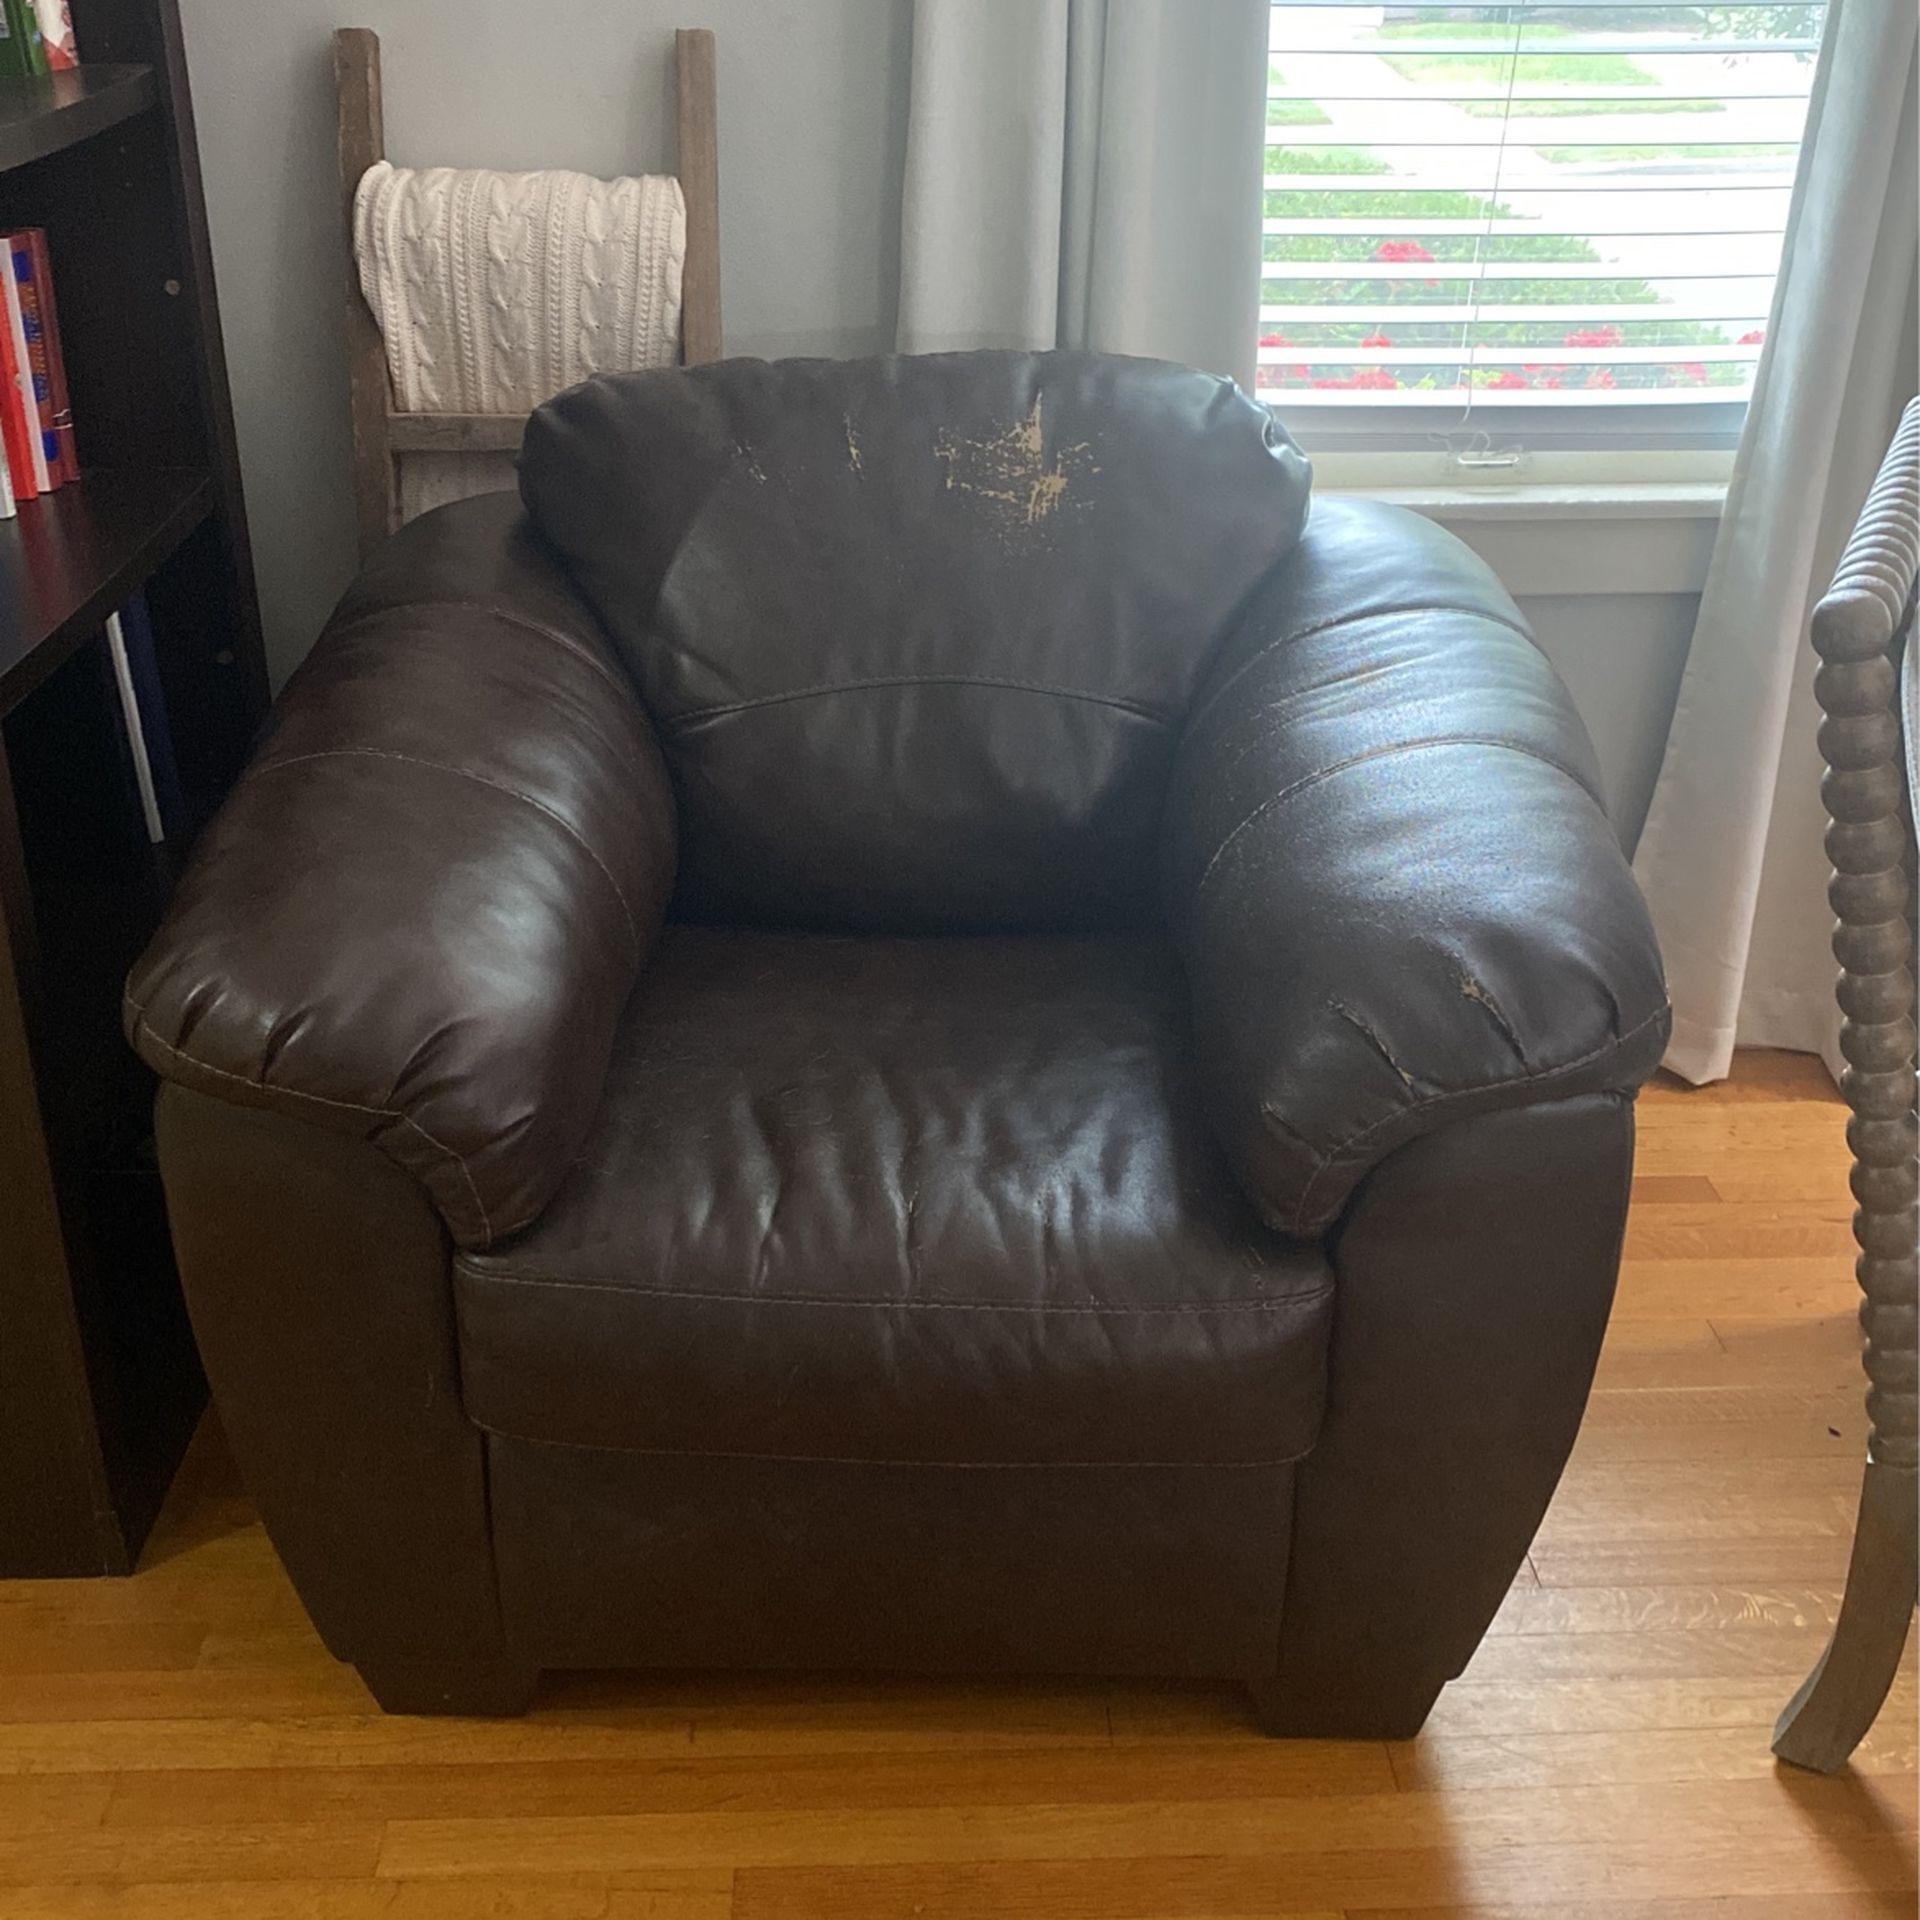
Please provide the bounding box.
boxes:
[100,1738,1396,1830]
[0,1663,375,1724]
[1611,1258,1861,1321]
[373,1776,1917,1878]
[1361,1900,1915,1920]
[1643,1050,1840,1101]
[728,1831,1920,1919]
[1587,1320,1729,1390]
[1420,1671,1915,1737]
[0,1874,730,1917]
[1575,1382,1866,1449]
[1621,1204,1853,1263]
[1459,1625,1851,1682]
[1627,1174,1722,1204]
[1390,1718,1918,1790]
[0,1622,212,1675]
[0,1773,114,1835]
[0,1821,382,1888]
[1529,1535,1859,1589]
[1484,1582,1846,1636]
[0,1711,703,1777]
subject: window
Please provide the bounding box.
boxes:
[1260,3,1828,467]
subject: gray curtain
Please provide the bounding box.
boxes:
[896,0,1270,386]
[1631,0,1919,1084]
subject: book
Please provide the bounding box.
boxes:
[32,0,73,69]
[0,276,39,500]
[19,231,73,481]
[9,234,62,486]
[0,0,29,80]
[3,0,45,77]
[105,611,165,844]
[115,591,184,838]
[0,241,48,495]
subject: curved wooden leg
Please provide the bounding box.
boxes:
[1773,1459,1918,1773]
[1794,510,1920,1776]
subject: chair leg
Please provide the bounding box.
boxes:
[1247,1667,1446,1742]
[1773,1459,1918,1773]
[355,1657,539,1718]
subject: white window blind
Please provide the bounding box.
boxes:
[1261,3,1827,442]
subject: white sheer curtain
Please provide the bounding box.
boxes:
[895,0,1270,386]
[1632,0,1920,1085]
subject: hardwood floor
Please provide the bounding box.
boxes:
[0,1049,1912,1917]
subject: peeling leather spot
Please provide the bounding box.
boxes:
[845,417,864,476]
[1449,955,1531,1067]
[1329,997,1417,1091]
[935,395,1097,542]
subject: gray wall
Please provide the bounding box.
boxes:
[1519,592,1694,850]
[179,0,914,679]
[1398,507,1712,851]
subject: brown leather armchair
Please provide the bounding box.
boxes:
[126,352,1669,1731]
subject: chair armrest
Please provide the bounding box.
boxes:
[1163,497,1669,1236]
[125,494,676,1250]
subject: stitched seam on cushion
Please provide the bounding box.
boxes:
[452,1266,1333,1312]
[667,675,1176,731]
[1189,600,1535,737]
[472,1421,1315,1471]
[1278,998,1672,1233]
[1189,736,1602,903]
[125,997,495,1245]
[327,599,635,705]
[248,749,642,958]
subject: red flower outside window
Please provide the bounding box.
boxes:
[1373,240,1438,289]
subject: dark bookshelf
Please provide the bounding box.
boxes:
[0,468,211,708]
[0,65,154,171]
[0,0,267,1575]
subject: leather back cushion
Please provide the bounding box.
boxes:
[519,351,1310,932]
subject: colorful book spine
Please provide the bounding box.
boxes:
[31,0,73,70]
[9,234,61,486]
[0,2,28,80]
[4,0,45,77]
[20,231,72,480]
[0,244,47,495]
[0,280,38,501]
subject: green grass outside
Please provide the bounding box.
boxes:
[1535,142,1796,163]
[1377,19,1655,92]
[1260,183,1734,378]
[1267,66,1331,128]
[1267,146,1390,176]
[1460,96,1719,118]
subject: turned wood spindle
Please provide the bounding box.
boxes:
[1774,399,1920,1772]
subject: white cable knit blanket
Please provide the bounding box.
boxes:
[353,160,686,523]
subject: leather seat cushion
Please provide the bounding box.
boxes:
[454,928,1333,1466]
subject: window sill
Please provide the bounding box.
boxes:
[1319,481,1726,597]
[1325,481,1727,523]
